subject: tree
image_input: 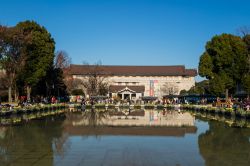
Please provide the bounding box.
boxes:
[241,35,250,96]
[33,51,71,98]
[209,75,226,96]
[160,82,179,95]
[243,34,250,52]
[0,25,27,102]
[179,89,188,95]
[198,34,248,97]
[0,70,8,98]
[76,63,109,97]
[50,67,68,97]
[54,51,71,69]
[188,80,210,95]
[242,74,250,96]
[31,67,67,98]
[180,80,210,96]
[54,51,72,94]
[71,89,84,96]
[236,26,250,37]
[199,53,213,79]
[16,21,55,101]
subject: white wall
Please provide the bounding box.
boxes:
[73,75,195,98]
[108,76,195,97]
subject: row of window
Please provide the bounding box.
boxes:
[116,82,139,85]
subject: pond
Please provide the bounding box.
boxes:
[0,109,250,166]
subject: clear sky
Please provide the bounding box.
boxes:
[0,0,249,72]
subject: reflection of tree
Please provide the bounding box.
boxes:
[63,109,110,128]
[87,109,109,126]
[53,133,71,158]
[198,121,250,166]
[0,117,64,166]
[61,110,110,140]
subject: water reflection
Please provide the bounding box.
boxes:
[0,109,250,165]
[198,121,250,166]
[0,116,64,166]
[67,109,110,127]
[0,109,66,125]
[65,109,196,127]
[62,109,197,137]
[193,110,250,128]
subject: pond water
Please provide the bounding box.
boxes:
[0,109,250,166]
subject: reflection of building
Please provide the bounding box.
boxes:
[64,126,197,137]
[63,110,197,137]
[69,110,195,127]
[70,65,197,99]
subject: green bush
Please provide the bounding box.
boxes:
[108,104,115,109]
[156,104,164,110]
[145,104,154,110]
[95,103,105,108]
[134,104,141,109]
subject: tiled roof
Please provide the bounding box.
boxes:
[70,64,197,76]
[109,85,145,93]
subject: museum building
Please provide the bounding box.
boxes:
[70,65,197,100]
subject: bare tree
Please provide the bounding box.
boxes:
[54,51,71,69]
[54,51,72,94]
[160,82,179,95]
[76,63,109,97]
[236,26,250,37]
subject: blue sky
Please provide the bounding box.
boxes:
[0,0,249,75]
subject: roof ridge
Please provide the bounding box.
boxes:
[70,64,185,67]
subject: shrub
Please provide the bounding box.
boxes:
[156,104,164,110]
[145,104,154,110]
[134,104,141,109]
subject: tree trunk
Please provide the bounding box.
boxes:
[45,81,48,97]
[14,88,19,102]
[8,86,12,103]
[225,89,229,100]
[27,86,32,102]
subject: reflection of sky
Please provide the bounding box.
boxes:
[53,120,209,166]
[195,120,210,136]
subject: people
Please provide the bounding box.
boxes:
[246,105,250,111]
[51,96,56,104]
[81,98,86,110]
[90,99,94,106]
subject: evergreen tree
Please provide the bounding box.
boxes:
[198,34,248,96]
[16,21,55,100]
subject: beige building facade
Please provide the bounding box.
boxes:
[70,65,197,100]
